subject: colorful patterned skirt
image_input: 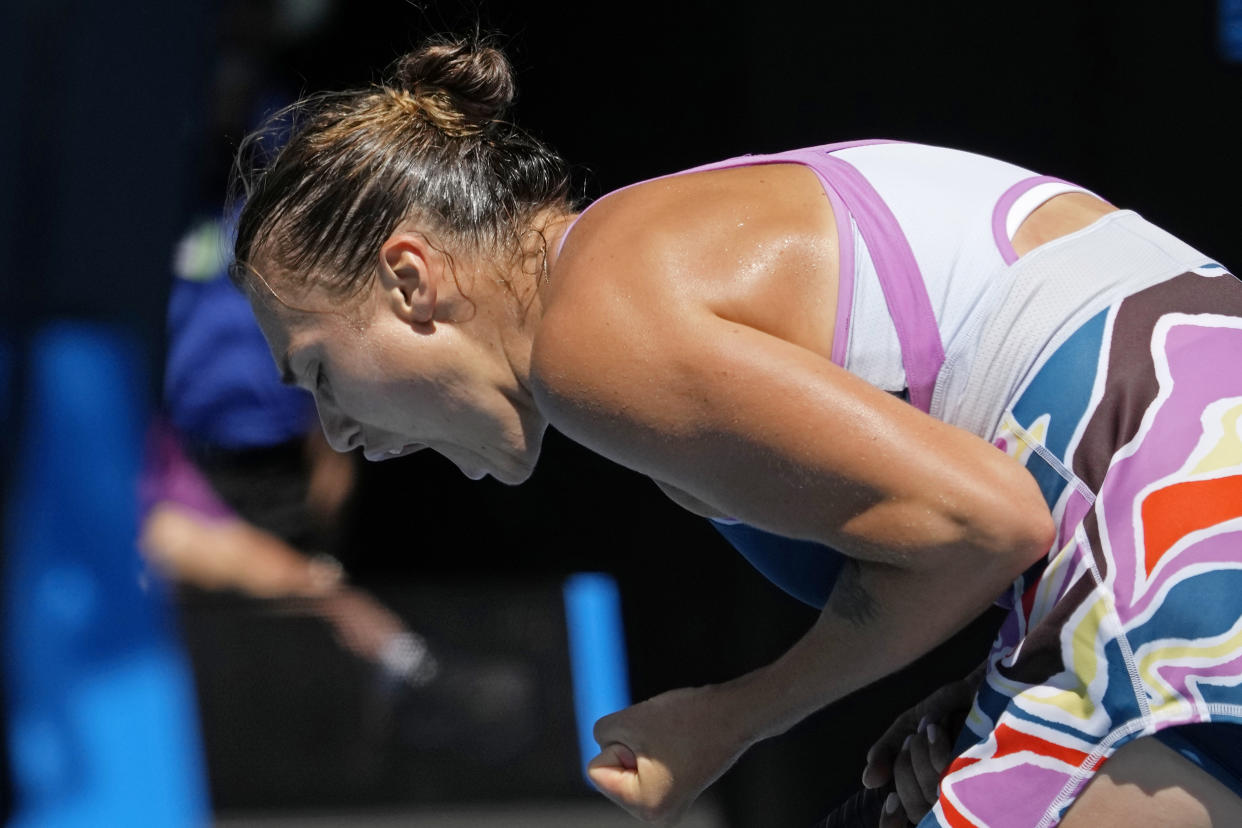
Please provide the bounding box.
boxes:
[926,263,1242,827]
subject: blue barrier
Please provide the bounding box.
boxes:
[563,572,631,782]
[2,322,208,827]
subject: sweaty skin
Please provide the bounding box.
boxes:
[530,165,1113,823]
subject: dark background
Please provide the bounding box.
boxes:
[2,0,1240,826]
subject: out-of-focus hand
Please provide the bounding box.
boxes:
[140,503,342,598]
[316,587,408,662]
[588,685,744,825]
[863,665,985,827]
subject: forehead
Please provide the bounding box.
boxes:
[242,271,370,372]
[242,277,327,375]
[247,288,294,352]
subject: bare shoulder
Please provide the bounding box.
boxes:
[533,162,841,428]
[548,162,839,313]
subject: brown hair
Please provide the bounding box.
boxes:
[229,35,573,299]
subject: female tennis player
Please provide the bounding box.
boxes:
[229,36,1242,827]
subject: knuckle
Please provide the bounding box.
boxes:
[592,715,614,742]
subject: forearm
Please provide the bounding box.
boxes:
[719,552,1017,747]
[140,502,340,598]
[582,529,1040,824]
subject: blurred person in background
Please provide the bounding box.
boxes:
[139,206,441,694]
[140,197,538,775]
[136,0,426,680]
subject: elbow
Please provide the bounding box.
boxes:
[942,453,1056,582]
[985,470,1057,576]
[1010,500,1057,569]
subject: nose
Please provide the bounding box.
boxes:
[317,405,360,453]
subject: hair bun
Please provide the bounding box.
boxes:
[392,37,516,124]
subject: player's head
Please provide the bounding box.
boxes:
[230,36,571,483]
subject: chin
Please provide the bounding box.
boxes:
[496,466,534,486]
[493,450,541,486]
[456,456,528,485]
[477,460,525,486]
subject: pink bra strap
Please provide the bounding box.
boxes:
[785,147,945,413]
[991,175,1076,265]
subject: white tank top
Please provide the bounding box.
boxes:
[834,142,1088,395]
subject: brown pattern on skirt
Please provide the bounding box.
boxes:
[1073,272,1242,579]
[994,271,1242,688]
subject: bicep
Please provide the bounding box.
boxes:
[535,305,1050,569]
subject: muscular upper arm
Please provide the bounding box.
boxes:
[532,278,1053,573]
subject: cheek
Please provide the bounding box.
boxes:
[313,363,384,428]
[353,375,432,432]
[332,339,398,403]
[334,377,395,424]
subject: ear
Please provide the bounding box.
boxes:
[377,232,441,325]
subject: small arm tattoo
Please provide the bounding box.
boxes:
[827,558,878,626]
